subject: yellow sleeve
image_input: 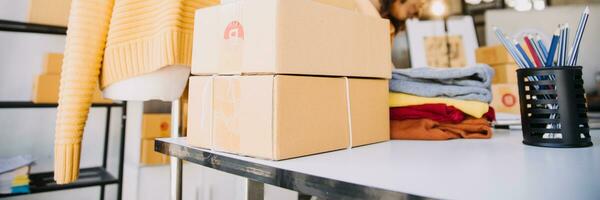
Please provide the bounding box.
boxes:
[54,0,114,184]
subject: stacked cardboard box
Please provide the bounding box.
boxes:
[186,0,391,160]
[140,114,171,165]
[32,53,112,104]
[28,0,72,26]
[476,45,520,114]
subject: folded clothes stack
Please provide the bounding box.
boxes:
[389,65,496,140]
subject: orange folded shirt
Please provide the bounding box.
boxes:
[390,118,493,140]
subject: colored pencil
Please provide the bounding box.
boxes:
[569,6,590,66]
[558,24,566,66]
[530,34,546,65]
[524,35,543,67]
[493,27,527,68]
[546,29,560,67]
[515,39,535,68]
[535,35,547,64]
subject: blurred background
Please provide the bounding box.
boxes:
[0,0,599,200]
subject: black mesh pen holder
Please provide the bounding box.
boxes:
[516,66,592,148]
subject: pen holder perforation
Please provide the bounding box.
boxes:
[516,66,592,148]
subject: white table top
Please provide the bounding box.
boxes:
[158,129,600,200]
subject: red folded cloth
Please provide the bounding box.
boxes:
[390,104,496,123]
[483,106,496,121]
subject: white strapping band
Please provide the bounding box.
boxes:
[344,77,353,149]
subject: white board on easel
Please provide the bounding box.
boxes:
[406,16,478,68]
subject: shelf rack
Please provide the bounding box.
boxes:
[0,20,67,35]
[0,19,126,199]
[0,102,126,200]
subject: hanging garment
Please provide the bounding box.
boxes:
[54,0,219,184]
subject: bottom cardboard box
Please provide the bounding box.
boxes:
[491,84,520,114]
[187,75,390,160]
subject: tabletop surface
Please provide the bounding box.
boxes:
[157,130,600,200]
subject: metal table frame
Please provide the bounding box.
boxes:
[165,101,428,199]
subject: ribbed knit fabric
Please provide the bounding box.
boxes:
[55,0,219,184]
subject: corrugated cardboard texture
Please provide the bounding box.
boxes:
[187,77,214,148]
[192,0,391,78]
[44,53,63,74]
[28,0,71,26]
[491,64,518,84]
[187,75,389,160]
[476,45,515,66]
[213,76,274,158]
[140,139,170,165]
[491,84,520,114]
[141,114,171,139]
[347,78,390,146]
[274,75,349,160]
[32,74,60,103]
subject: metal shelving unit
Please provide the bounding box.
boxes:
[0,20,67,35]
[0,20,126,199]
[0,102,126,199]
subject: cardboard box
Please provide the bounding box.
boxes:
[28,0,71,26]
[142,114,171,139]
[491,63,518,84]
[140,139,170,165]
[32,74,60,103]
[43,53,63,74]
[32,74,112,104]
[192,0,391,79]
[186,75,389,160]
[476,45,515,65]
[491,84,520,114]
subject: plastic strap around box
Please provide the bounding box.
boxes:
[344,77,353,149]
[201,75,217,151]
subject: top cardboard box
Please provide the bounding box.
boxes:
[191,0,392,79]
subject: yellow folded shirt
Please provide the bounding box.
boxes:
[389,92,489,118]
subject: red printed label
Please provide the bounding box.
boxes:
[224,21,244,40]
[502,93,517,107]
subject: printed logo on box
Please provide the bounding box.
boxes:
[224,21,244,40]
[502,93,517,107]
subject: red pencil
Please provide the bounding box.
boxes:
[524,35,543,67]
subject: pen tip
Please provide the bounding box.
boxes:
[585,6,590,13]
[565,23,569,28]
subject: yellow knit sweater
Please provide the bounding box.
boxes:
[55,0,218,184]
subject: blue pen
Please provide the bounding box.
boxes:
[514,39,535,68]
[546,29,560,67]
[536,35,548,62]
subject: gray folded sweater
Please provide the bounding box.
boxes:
[390,64,495,103]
